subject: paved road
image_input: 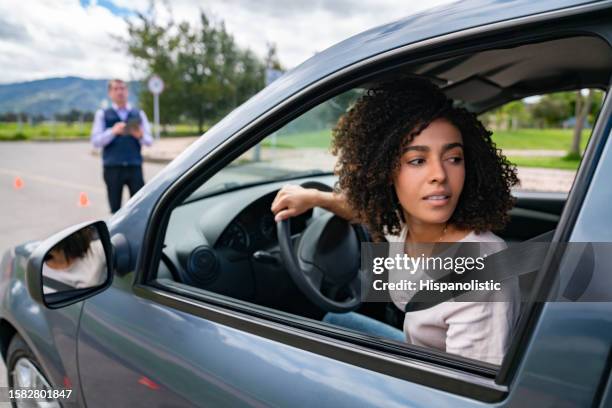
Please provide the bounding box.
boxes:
[0,141,167,254]
[0,141,167,391]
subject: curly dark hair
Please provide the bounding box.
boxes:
[47,227,95,262]
[331,77,519,241]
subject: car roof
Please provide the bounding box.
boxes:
[277,0,603,95]
[291,0,595,74]
[385,35,612,112]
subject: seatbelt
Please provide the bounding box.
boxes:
[404,230,555,312]
[42,275,78,292]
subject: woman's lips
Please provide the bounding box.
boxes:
[423,194,450,206]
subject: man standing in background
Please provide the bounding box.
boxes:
[91,79,153,213]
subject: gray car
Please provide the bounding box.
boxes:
[2,0,612,406]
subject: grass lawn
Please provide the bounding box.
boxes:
[0,122,90,140]
[507,156,581,170]
[264,128,591,151]
[1,122,590,152]
[0,122,204,141]
[262,128,587,170]
[0,122,587,170]
[491,128,590,151]
[262,129,332,149]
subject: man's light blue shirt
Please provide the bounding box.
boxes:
[91,103,153,148]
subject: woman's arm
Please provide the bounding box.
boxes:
[271,185,358,222]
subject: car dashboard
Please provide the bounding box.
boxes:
[157,175,336,318]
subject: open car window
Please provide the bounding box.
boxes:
[186,89,363,202]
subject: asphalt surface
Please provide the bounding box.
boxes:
[0,141,167,392]
[0,141,167,254]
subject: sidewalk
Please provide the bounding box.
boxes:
[141,136,200,163]
[131,137,576,192]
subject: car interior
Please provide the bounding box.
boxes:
[153,33,612,360]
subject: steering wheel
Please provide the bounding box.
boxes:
[277,181,365,312]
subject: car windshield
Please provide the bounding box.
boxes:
[185,89,363,201]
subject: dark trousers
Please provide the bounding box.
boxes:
[103,165,145,213]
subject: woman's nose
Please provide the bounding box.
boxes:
[428,159,447,183]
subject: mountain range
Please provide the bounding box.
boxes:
[0,77,140,117]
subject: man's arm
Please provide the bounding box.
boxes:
[90,110,115,148]
[138,111,154,146]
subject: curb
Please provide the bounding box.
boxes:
[90,149,174,164]
[141,156,174,164]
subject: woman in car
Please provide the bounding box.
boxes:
[270,77,520,365]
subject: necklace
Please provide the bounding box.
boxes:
[438,223,448,242]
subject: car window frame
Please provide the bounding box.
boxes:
[134,5,612,402]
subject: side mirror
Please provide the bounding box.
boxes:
[26,221,113,309]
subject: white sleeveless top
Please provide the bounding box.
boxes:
[384,225,520,365]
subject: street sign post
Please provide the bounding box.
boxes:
[148,75,164,140]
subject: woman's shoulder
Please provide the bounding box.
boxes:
[460,230,507,257]
[460,230,505,243]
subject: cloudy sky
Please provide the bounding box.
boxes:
[0,0,456,84]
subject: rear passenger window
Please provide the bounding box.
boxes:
[479,89,606,193]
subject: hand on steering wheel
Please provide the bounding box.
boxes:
[275,181,364,312]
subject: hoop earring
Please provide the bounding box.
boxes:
[389,187,405,223]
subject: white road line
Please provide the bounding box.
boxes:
[0,168,105,194]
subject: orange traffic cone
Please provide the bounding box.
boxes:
[78,192,90,207]
[13,177,24,189]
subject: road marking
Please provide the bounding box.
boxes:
[0,168,105,194]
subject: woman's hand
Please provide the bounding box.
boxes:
[271,184,358,222]
[271,185,319,222]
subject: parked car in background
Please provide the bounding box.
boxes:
[1,0,612,406]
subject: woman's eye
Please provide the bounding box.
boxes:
[447,156,463,164]
[407,158,425,166]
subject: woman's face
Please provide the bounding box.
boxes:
[393,118,465,227]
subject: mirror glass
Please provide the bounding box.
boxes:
[42,224,109,301]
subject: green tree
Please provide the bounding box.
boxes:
[265,42,283,71]
[570,89,592,157]
[501,100,528,130]
[530,92,573,127]
[122,8,182,125]
[122,6,266,133]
